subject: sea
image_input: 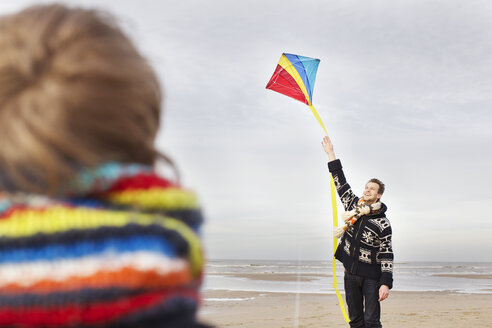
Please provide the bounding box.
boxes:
[204,260,492,295]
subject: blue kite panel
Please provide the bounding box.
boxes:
[284,53,313,103]
[297,55,320,102]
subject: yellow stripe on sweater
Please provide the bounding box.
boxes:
[0,207,203,277]
[107,188,199,210]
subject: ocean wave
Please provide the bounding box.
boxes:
[204,297,256,302]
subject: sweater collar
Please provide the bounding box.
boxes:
[0,162,194,218]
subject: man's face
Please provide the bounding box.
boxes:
[363,182,382,204]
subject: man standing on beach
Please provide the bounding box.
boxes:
[322,135,393,328]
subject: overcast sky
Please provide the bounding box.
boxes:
[2,0,491,262]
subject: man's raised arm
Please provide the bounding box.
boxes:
[321,135,336,161]
[321,135,359,211]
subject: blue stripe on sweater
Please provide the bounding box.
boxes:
[0,235,176,263]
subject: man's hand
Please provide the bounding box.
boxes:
[379,285,389,302]
[321,136,337,161]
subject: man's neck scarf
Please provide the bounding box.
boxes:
[334,198,381,238]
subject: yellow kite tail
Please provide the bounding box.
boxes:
[307,103,348,322]
[331,173,350,323]
[309,105,328,135]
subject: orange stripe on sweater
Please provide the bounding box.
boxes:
[0,267,193,293]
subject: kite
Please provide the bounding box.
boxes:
[265,53,326,134]
[266,53,350,323]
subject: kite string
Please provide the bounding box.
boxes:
[308,105,327,135]
[330,173,350,323]
[308,105,349,322]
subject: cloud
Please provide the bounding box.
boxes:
[2,0,491,261]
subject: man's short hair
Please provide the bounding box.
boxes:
[368,178,385,195]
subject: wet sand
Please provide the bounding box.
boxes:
[433,274,492,280]
[199,289,492,327]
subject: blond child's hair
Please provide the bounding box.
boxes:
[0,4,163,193]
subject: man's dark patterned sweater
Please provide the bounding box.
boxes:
[328,159,393,289]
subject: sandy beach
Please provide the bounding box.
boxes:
[199,289,492,327]
[201,261,492,327]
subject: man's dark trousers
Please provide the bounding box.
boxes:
[344,271,382,328]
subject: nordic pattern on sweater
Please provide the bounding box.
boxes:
[328,159,394,288]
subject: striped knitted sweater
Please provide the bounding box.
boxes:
[0,163,206,327]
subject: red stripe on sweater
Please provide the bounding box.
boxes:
[0,289,198,326]
[106,173,176,193]
[0,204,76,220]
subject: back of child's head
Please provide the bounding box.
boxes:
[0,4,162,194]
[0,5,209,328]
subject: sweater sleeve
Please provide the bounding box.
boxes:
[378,223,394,289]
[327,159,359,211]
